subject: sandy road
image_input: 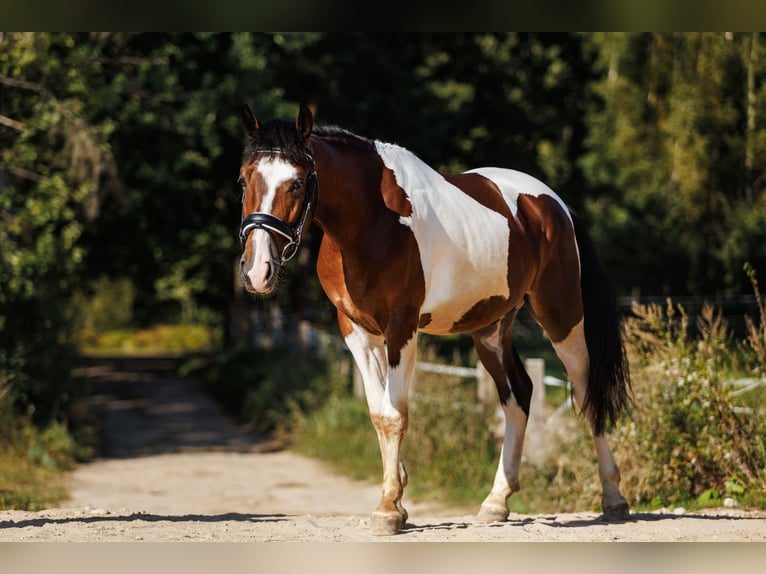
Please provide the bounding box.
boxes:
[1,358,765,542]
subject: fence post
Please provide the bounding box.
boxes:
[476,360,495,404]
[524,358,548,464]
[476,361,505,440]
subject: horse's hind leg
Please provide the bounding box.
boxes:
[547,319,629,521]
[528,286,629,521]
[472,313,532,522]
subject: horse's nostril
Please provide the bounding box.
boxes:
[265,261,272,280]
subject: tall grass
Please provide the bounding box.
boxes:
[0,376,91,509]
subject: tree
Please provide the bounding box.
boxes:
[1,33,114,420]
[581,33,766,296]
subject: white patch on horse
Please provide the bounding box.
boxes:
[464,167,572,222]
[375,141,511,334]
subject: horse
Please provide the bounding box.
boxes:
[236,104,631,535]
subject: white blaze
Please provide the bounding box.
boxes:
[255,157,298,214]
[245,157,298,291]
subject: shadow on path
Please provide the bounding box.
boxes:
[397,510,766,536]
[0,511,289,530]
[74,356,271,458]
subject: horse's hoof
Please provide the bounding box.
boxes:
[370,511,405,536]
[475,504,509,523]
[602,501,630,522]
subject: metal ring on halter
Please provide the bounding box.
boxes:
[239,213,299,265]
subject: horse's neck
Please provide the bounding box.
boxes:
[310,137,381,242]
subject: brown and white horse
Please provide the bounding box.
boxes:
[237,104,631,535]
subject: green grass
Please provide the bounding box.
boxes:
[0,451,68,510]
[75,324,221,356]
[0,417,88,510]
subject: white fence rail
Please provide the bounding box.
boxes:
[353,357,765,462]
[725,377,766,415]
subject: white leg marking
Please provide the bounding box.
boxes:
[478,396,527,521]
[476,323,527,522]
[345,323,416,534]
[343,322,387,413]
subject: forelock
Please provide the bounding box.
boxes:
[243,119,309,165]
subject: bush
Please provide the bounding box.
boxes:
[614,300,766,507]
[0,378,88,510]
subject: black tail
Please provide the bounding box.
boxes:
[572,215,631,436]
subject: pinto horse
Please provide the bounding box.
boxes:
[237,104,631,535]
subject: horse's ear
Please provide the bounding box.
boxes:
[241,104,259,139]
[296,104,313,143]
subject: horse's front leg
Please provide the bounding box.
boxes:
[369,329,416,535]
[340,313,415,535]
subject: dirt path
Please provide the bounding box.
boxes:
[1,358,765,542]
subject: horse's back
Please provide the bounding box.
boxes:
[463,167,572,223]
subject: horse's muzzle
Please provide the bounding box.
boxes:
[240,230,279,294]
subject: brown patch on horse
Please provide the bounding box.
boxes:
[519,194,583,343]
[451,295,512,333]
[381,166,412,217]
[418,313,432,329]
[443,172,540,333]
[370,412,408,439]
[443,173,512,219]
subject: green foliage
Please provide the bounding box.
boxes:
[404,374,499,506]
[614,300,766,507]
[581,33,766,295]
[0,384,84,510]
[188,344,348,435]
[76,324,220,356]
[69,276,136,333]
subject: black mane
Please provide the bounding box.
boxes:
[243,119,373,164]
[313,124,372,145]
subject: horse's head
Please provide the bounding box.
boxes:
[238,104,317,295]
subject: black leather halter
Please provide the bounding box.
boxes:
[238,150,318,266]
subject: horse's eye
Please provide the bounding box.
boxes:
[237,176,246,189]
[290,180,304,193]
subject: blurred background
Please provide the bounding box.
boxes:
[1,33,765,513]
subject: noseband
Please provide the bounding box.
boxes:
[239,149,318,266]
